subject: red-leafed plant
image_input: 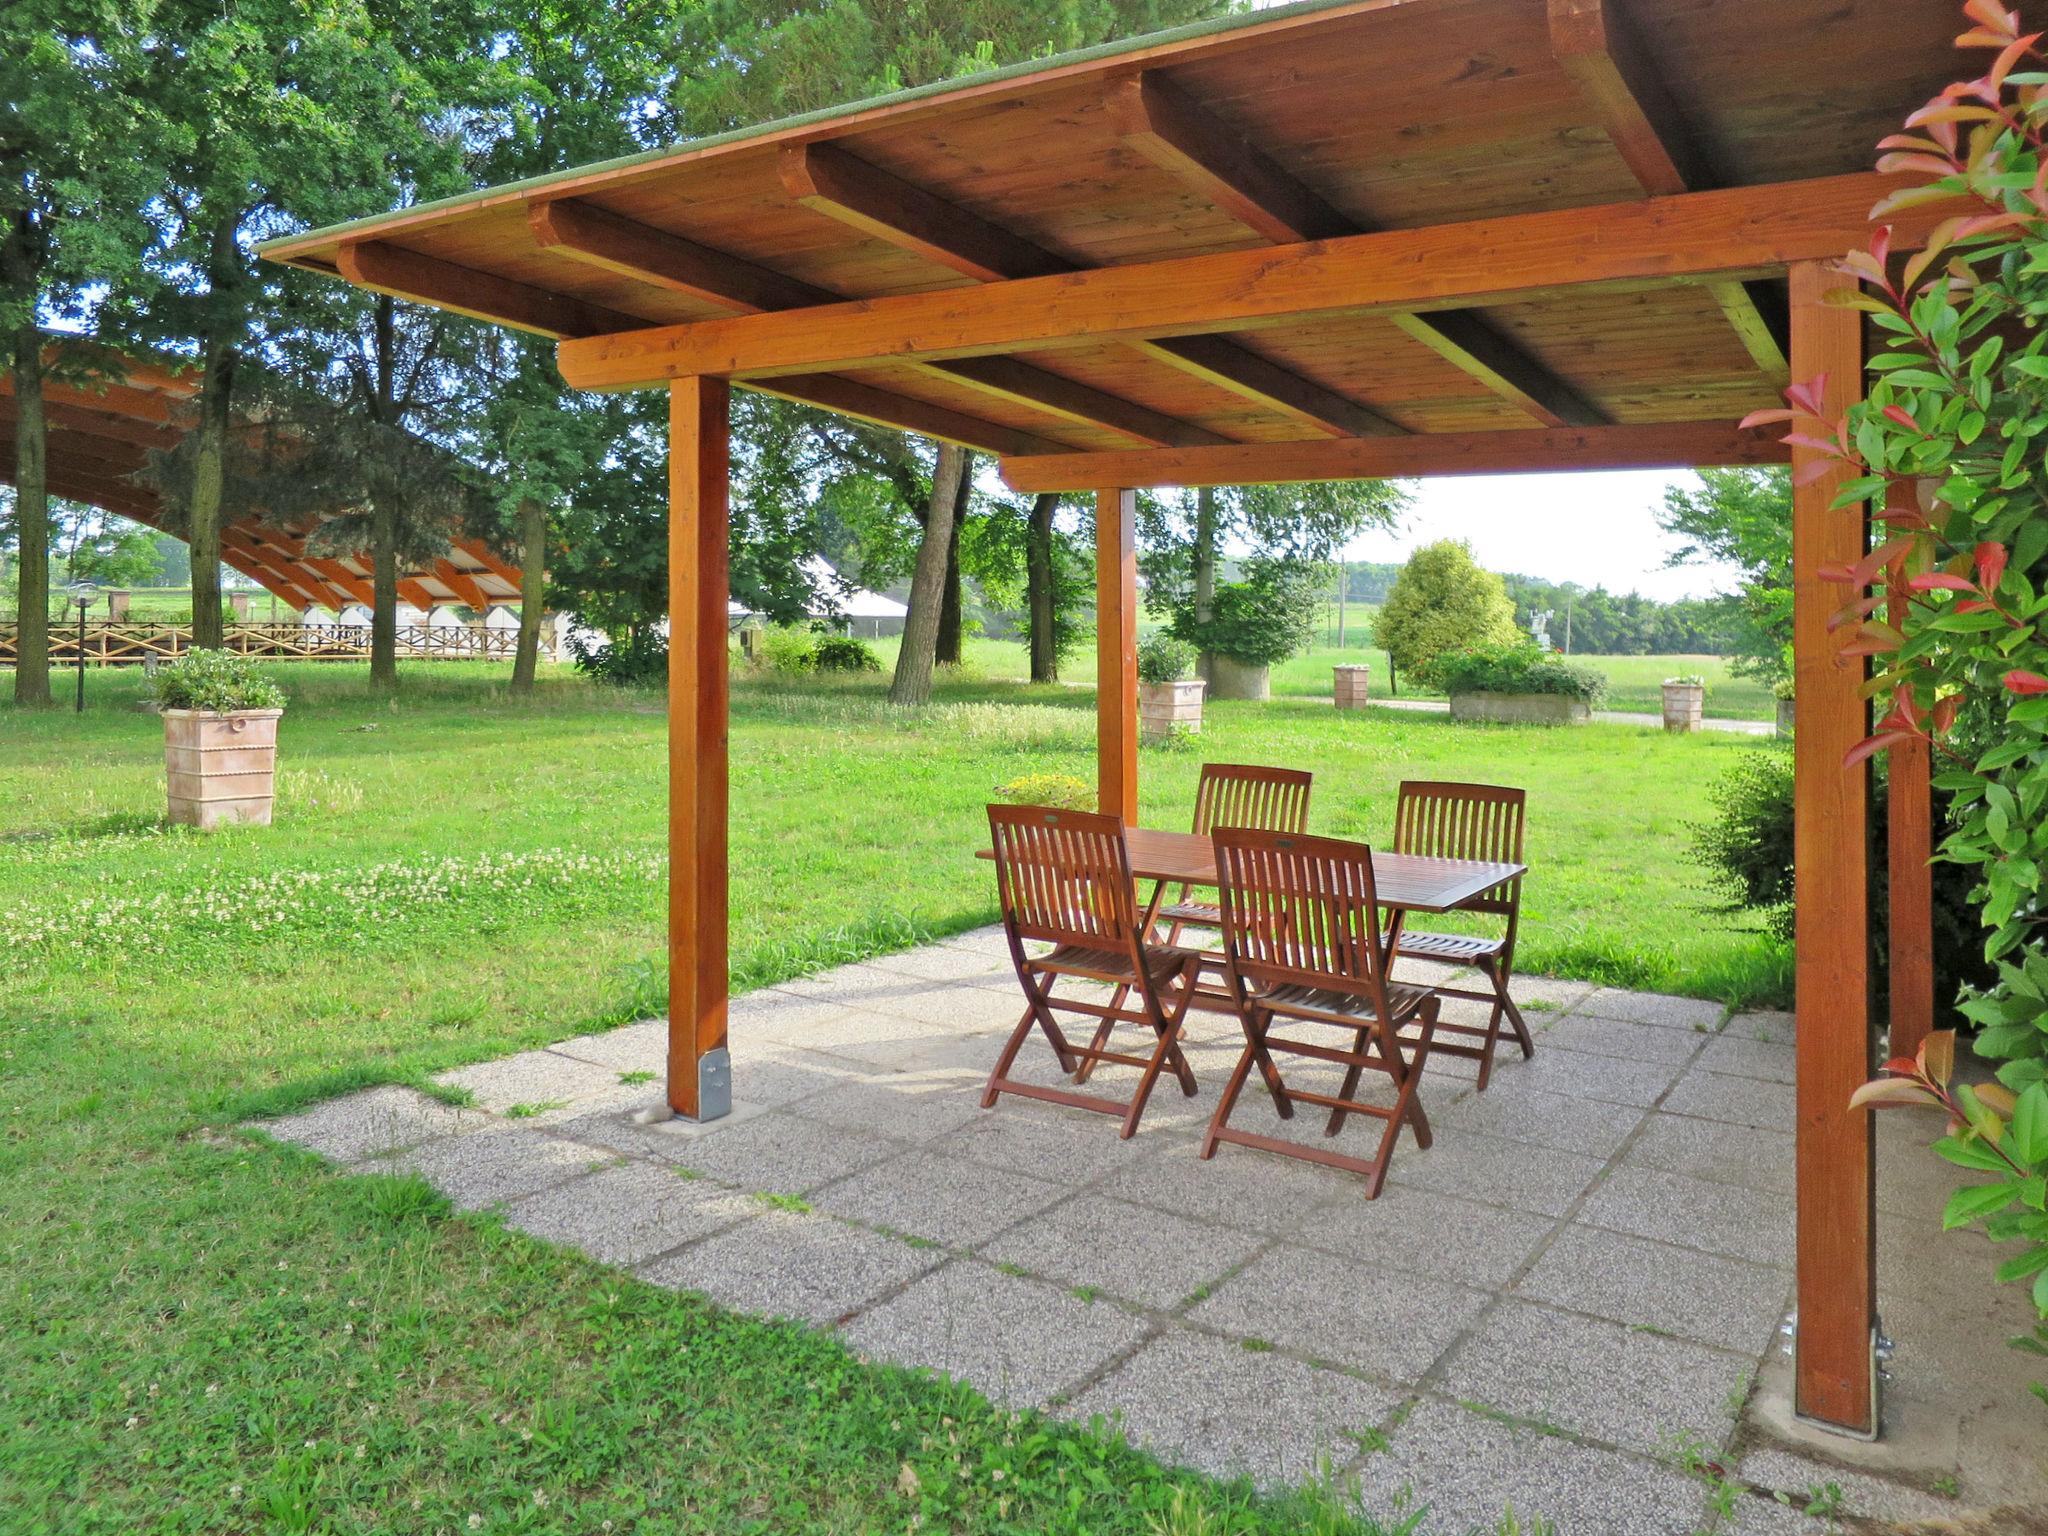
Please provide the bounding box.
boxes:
[1745,0,2048,1356]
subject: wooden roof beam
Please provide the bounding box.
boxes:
[528,197,836,313]
[999,419,1788,493]
[430,558,493,611]
[218,529,332,611]
[557,172,1936,390]
[778,138,1397,438]
[1111,69,1602,429]
[337,240,646,339]
[1548,0,1788,379]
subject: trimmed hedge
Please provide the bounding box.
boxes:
[1429,642,1607,704]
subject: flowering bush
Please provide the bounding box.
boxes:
[990,772,1094,813]
[148,649,286,713]
[1748,0,2048,1338]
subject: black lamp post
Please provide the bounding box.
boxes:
[66,583,98,713]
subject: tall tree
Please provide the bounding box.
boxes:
[889,443,968,707]
[1375,539,1521,684]
[1656,467,1793,681]
[0,1,159,705]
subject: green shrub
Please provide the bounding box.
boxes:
[992,772,1094,812]
[567,626,665,687]
[1169,562,1323,667]
[1664,673,1706,688]
[1429,642,1606,703]
[148,649,286,712]
[1136,632,1196,684]
[810,635,881,673]
[754,626,821,675]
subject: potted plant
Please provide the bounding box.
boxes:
[1661,673,1706,733]
[1772,676,1795,736]
[1136,632,1204,740]
[150,648,287,829]
[1433,642,1605,725]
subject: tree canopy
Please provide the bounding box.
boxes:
[1373,540,1521,681]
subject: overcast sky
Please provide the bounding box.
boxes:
[1342,470,1743,603]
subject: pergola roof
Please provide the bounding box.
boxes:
[261,0,1958,489]
[0,340,524,614]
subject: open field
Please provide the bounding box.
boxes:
[0,662,1781,1532]
[862,634,1778,720]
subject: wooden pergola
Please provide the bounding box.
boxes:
[0,339,526,614]
[261,0,1960,1438]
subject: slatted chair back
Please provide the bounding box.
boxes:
[1211,826,1393,1008]
[1392,781,1526,919]
[1191,762,1313,838]
[987,804,1141,954]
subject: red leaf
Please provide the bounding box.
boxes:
[1882,405,1922,433]
[1908,572,1979,592]
[1844,731,1915,768]
[1737,407,1795,430]
[2003,670,2048,695]
[1988,32,2041,88]
[1870,225,1893,272]
[1957,597,1997,613]
[1976,541,2009,591]
[1932,696,1963,734]
[1785,374,1829,418]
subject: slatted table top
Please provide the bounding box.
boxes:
[979,826,1522,915]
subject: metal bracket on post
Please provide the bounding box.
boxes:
[1790,1316,1883,1442]
[691,1047,732,1124]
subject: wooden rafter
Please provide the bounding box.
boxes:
[999,419,1785,493]
[776,140,1397,438]
[337,240,642,339]
[219,529,332,611]
[430,558,493,611]
[1111,70,1601,429]
[1547,0,1789,378]
[555,172,1933,390]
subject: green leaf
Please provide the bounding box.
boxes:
[1943,1181,2020,1229]
[2014,1084,2048,1165]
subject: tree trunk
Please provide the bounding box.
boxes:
[1025,491,1058,684]
[10,324,51,705]
[1192,484,1219,683]
[888,442,968,707]
[511,496,546,695]
[368,496,399,692]
[935,451,972,665]
[186,342,234,650]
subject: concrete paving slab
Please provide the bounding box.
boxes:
[1737,1447,1959,1524]
[1503,974,1598,1012]
[1355,1398,1707,1536]
[1101,1137,1359,1234]
[840,1259,1150,1410]
[544,1095,775,1161]
[390,1126,606,1210]
[1625,1112,1796,1197]
[814,1148,1068,1247]
[1579,1164,1794,1270]
[260,1085,490,1163]
[1502,1049,1687,1108]
[1697,1034,1798,1084]
[1303,1185,1555,1289]
[981,1192,1266,1310]
[1722,1009,1797,1044]
[1189,1244,1489,1383]
[718,1042,867,1107]
[544,1019,668,1073]
[927,1099,1166,1185]
[1536,1012,1705,1065]
[638,1209,942,1326]
[669,1110,908,1193]
[1385,1128,1609,1218]
[1437,1298,1750,1454]
[785,1069,989,1143]
[1575,989,1727,1031]
[505,1161,755,1266]
[434,1049,629,1120]
[864,942,1017,989]
[1517,1225,1791,1355]
[1063,1327,1399,1486]
[1664,1068,1797,1132]
[1433,1082,1645,1160]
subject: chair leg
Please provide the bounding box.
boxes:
[1120,986,1198,1139]
[982,972,1078,1108]
[1072,987,1127,1084]
[1200,1006,1271,1159]
[1324,1023,1372,1137]
[1488,957,1535,1058]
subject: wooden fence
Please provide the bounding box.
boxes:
[0,621,538,666]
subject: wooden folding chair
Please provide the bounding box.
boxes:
[983,804,1206,1139]
[1156,763,1313,943]
[1071,762,1312,1085]
[1204,826,1440,1198]
[1386,780,1532,1090]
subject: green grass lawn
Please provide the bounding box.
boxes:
[0,660,1780,1532]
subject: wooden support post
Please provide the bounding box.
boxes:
[1788,260,1876,1436]
[1096,487,1138,823]
[667,376,732,1122]
[1886,483,1936,1061]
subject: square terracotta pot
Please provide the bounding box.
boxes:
[163,709,282,829]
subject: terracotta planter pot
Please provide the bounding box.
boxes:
[1333,663,1371,709]
[1661,682,1705,732]
[163,708,282,829]
[1139,678,1205,741]
[1448,690,1589,726]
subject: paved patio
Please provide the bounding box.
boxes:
[256,931,2047,1534]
